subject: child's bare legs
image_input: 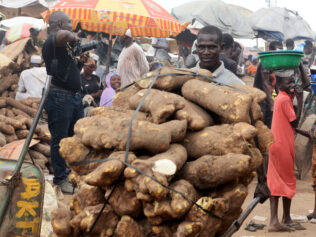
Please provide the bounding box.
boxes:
[282,197,292,224]
[269,196,281,228]
[307,194,316,219]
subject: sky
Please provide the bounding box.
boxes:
[154,0,315,47]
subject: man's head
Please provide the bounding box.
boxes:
[231,42,242,62]
[48,11,72,34]
[285,39,294,50]
[83,57,96,76]
[222,33,234,53]
[30,55,42,67]
[196,25,222,70]
[269,41,283,51]
[252,57,259,66]
[119,29,133,47]
[275,70,295,94]
[304,40,313,55]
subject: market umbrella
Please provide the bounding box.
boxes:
[248,7,314,41]
[171,0,254,39]
[42,0,186,73]
[5,23,34,43]
[42,0,185,38]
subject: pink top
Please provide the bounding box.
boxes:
[267,91,297,199]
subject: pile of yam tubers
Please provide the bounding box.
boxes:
[0,61,51,173]
[52,67,274,236]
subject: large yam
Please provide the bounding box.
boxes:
[51,208,74,237]
[0,122,14,135]
[113,85,140,109]
[6,97,37,117]
[136,67,213,91]
[129,89,185,124]
[84,152,137,187]
[109,184,142,217]
[90,106,148,121]
[175,99,214,130]
[70,204,119,236]
[175,196,222,237]
[74,115,172,153]
[181,153,250,189]
[60,137,106,175]
[255,120,274,153]
[159,120,187,142]
[115,216,144,237]
[70,183,105,215]
[124,144,187,201]
[182,80,253,123]
[232,84,266,103]
[184,123,257,159]
[143,180,198,225]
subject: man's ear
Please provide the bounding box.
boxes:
[220,43,224,51]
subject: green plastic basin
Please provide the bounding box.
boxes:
[258,50,304,70]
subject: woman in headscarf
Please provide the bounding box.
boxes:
[100,72,121,107]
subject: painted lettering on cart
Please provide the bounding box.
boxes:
[15,177,41,236]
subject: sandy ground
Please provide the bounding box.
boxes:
[235,175,316,237]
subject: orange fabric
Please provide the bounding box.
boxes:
[312,145,316,193]
[267,91,297,199]
[247,64,257,77]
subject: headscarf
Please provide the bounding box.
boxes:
[100,72,119,107]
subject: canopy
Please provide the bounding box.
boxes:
[248,7,315,41]
[42,0,186,37]
[5,23,33,43]
[0,17,45,30]
[171,0,254,39]
[0,0,57,8]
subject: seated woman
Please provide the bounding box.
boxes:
[81,57,103,106]
[100,72,121,107]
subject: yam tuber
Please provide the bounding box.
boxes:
[182,80,253,123]
[184,123,257,159]
[0,132,6,146]
[51,208,74,237]
[70,204,119,236]
[32,143,50,157]
[124,144,187,201]
[70,182,105,215]
[143,179,198,225]
[175,196,222,237]
[6,97,37,117]
[84,151,137,187]
[74,115,172,153]
[16,129,29,139]
[255,120,274,153]
[175,99,214,131]
[0,115,25,129]
[112,85,140,109]
[109,184,142,218]
[90,106,148,121]
[129,89,185,124]
[115,216,144,237]
[181,153,250,189]
[0,122,14,135]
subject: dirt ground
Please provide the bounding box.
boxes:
[236,174,316,237]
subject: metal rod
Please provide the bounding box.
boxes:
[0,75,51,226]
[220,197,261,237]
[105,34,113,75]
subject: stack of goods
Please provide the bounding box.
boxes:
[52,67,274,236]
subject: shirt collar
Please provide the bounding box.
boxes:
[197,61,225,78]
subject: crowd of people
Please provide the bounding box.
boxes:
[2,9,315,233]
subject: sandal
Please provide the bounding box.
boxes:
[268,225,293,232]
[286,222,306,230]
[307,213,316,220]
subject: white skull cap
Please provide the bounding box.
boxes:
[125,29,132,38]
[30,55,42,64]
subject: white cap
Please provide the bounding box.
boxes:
[274,69,295,78]
[90,53,99,62]
[30,55,42,64]
[125,29,132,38]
